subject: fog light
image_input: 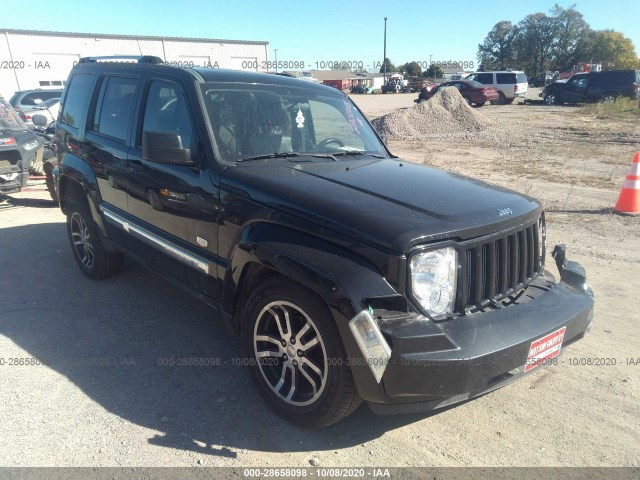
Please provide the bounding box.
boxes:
[349,310,392,383]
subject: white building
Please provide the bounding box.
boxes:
[0,29,269,99]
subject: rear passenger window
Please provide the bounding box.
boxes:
[92,76,138,141]
[497,73,516,84]
[60,74,94,128]
[140,82,193,151]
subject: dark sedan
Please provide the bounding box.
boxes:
[416,80,499,107]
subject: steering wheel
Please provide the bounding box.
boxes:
[316,137,345,150]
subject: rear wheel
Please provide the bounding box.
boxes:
[242,276,361,428]
[493,92,506,105]
[66,202,123,279]
[463,96,472,106]
[474,102,486,108]
[43,160,58,202]
[504,97,515,104]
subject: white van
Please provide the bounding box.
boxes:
[466,71,528,104]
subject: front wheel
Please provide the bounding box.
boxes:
[600,93,617,103]
[544,93,559,105]
[493,92,506,105]
[242,276,361,428]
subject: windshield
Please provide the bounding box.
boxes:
[199,83,387,162]
[0,97,27,131]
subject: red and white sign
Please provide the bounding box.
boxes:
[524,326,566,372]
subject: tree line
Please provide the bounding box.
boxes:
[477,4,639,76]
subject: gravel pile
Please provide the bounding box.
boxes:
[372,87,498,141]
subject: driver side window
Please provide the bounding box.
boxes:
[308,100,366,150]
[141,82,193,152]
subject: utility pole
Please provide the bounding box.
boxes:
[274,49,279,73]
[383,17,388,83]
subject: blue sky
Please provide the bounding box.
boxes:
[4,0,639,69]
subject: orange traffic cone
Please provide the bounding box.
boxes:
[614,152,640,215]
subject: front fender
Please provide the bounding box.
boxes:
[223,222,399,403]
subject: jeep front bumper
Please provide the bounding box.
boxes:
[359,245,594,414]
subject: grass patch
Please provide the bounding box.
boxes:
[580,97,640,119]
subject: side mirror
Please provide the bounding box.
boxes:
[142,131,194,166]
[32,114,48,127]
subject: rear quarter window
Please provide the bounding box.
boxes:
[496,73,517,84]
[60,74,94,128]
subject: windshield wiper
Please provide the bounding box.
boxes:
[236,152,300,162]
[332,151,385,158]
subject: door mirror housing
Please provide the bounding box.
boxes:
[142,131,194,166]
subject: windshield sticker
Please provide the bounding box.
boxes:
[295,107,305,129]
[342,98,360,135]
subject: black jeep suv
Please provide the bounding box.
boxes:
[541,69,640,105]
[55,56,594,427]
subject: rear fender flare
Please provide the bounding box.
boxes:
[58,154,106,236]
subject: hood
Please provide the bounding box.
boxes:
[222,157,541,253]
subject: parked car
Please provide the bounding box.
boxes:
[0,96,42,194]
[9,88,63,122]
[55,56,594,428]
[19,98,61,126]
[466,71,528,104]
[540,70,640,105]
[415,80,498,107]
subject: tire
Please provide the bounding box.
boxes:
[242,276,361,428]
[544,93,559,105]
[504,98,515,105]
[600,93,617,103]
[66,202,123,280]
[43,160,58,203]
[463,96,472,106]
[474,102,486,108]
[493,92,506,105]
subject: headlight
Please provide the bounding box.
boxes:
[410,247,457,319]
[22,139,40,151]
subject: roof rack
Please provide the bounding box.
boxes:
[77,55,165,65]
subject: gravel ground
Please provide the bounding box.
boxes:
[0,91,639,470]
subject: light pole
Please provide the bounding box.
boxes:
[274,49,279,73]
[383,17,388,83]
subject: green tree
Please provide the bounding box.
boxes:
[477,21,516,70]
[549,4,589,71]
[399,61,423,77]
[379,58,396,74]
[512,13,558,76]
[576,29,639,69]
[423,64,444,79]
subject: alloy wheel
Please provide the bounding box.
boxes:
[253,301,328,406]
[70,212,94,269]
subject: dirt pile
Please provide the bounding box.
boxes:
[371,87,494,141]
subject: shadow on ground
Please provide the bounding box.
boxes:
[0,223,432,460]
[0,194,57,210]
